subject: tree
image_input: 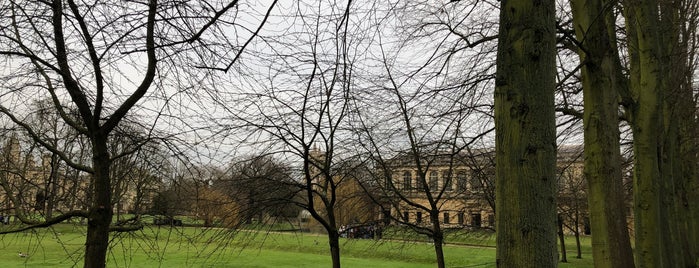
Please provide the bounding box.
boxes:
[0,1,274,267]
[194,186,239,228]
[555,147,588,260]
[204,1,363,266]
[349,2,498,267]
[219,155,299,225]
[620,0,699,265]
[568,0,636,265]
[494,0,558,266]
[358,147,491,268]
[353,81,495,268]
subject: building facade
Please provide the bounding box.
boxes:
[382,146,589,232]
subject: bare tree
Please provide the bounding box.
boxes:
[342,3,501,268]
[0,1,276,266]
[198,1,366,266]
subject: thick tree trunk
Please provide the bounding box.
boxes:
[626,0,699,265]
[494,0,558,266]
[681,105,699,268]
[659,75,684,268]
[629,59,664,268]
[660,2,698,264]
[627,1,665,264]
[83,136,113,268]
[569,0,635,266]
[676,82,698,268]
[657,4,687,266]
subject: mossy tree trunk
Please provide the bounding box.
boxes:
[569,0,635,266]
[623,0,699,265]
[624,0,666,266]
[494,0,558,266]
[659,0,699,264]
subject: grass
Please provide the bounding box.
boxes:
[0,224,594,267]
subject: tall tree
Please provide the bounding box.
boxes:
[569,0,635,266]
[658,0,699,263]
[494,0,558,266]
[621,0,699,265]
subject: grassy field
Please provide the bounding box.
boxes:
[0,224,594,267]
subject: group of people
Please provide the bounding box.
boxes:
[339,223,383,239]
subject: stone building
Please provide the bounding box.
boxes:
[381,146,590,232]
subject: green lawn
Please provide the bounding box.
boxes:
[0,224,593,267]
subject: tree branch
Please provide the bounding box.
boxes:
[0,210,88,234]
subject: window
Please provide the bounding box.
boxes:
[442,171,452,191]
[471,213,482,227]
[416,212,422,223]
[403,212,410,222]
[444,213,450,224]
[470,170,483,191]
[457,212,465,225]
[403,171,412,190]
[456,171,468,192]
[382,209,391,225]
[429,171,438,191]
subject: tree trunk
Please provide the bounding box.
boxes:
[627,3,664,266]
[558,214,567,263]
[494,0,558,266]
[573,201,582,259]
[625,0,674,266]
[574,229,582,259]
[328,230,341,268]
[659,77,684,268]
[681,99,699,268]
[431,212,446,268]
[659,1,698,264]
[569,0,635,266]
[83,135,113,268]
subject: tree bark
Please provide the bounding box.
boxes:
[328,230,341,268]
[625,0,665,265]
[83,134,113,268]
[569,0,635,266]
[658,1,698,264]
[494,0,558,266]
[431,212,446,268]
